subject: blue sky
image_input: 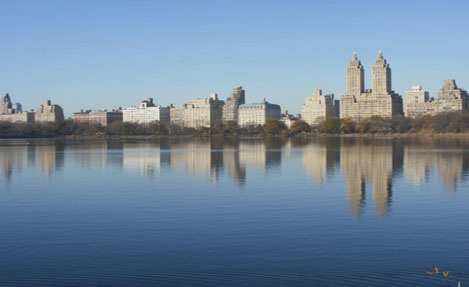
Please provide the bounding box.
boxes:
[1,0,469,116]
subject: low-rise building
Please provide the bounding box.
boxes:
[0,93,34,123]
[280,111,299,129]
[301,89,336,125]
[404,80,468,118]
[238,100,281,127]
[123,98,170,125]
[74,110,122,126]
[35,100,64,122]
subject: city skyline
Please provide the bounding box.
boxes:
[1,0,469,116]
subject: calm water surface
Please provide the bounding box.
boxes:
[0,137,468,286]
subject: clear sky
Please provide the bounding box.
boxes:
[1,0,469,116]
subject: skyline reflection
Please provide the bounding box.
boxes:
[1,138,468,217]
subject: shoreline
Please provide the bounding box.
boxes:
[2,132,469,141]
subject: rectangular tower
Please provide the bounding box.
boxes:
[346,53,364,96]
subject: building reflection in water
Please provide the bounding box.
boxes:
[341,139,404,216]
[404,139,469,191]
[35,143,65,177]
[0,144,30,181]
[123,141,170,178]
[1,138,468,217]
[302,138,340,185]
[165,138,283,187]
[73,141,123,173]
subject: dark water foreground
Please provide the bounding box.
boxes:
[0,137,468,286]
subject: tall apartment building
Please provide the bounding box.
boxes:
[0,93,35,123]
[123,98,170,125]
[404,80,468,117]
[404,86,433,117]
[238,100,281,127]
[301,89,336,125]
[74,110,123,126]
[169,105,185,127]
[222,86,245,124]
[35,100,65,122]
[437,79,468,112]
[340,52,403,121]
[170,93,224,129]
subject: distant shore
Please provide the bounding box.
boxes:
[2,132,469,141]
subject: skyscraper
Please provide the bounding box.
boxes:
[371,51,392,95]
[346,52,364,97]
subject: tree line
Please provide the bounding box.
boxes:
[0,112,468,138]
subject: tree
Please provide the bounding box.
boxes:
[340,118,355,133]
[224,120,238,135]
[320,117,341,134]
[264,120,286,135]
[148,121,161,135]
[290,120,309,133]
[90,123,103,134]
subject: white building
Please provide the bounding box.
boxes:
[222,86,245,124]
[301,89,336,125]
[170,93,224,129]
[0,93,34,123]
[123,98,170,125]
[404,80,468,118]
[340,52,403,121]
[238,100,281,127]
[35,100,65,122]
[404,86,432,117]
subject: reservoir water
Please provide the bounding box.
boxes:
[0,137,468,286]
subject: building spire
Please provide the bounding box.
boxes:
[353,52,357,60]
[378,50,383,59]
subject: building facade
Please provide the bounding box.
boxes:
[0,93,35,123]
[123,98,170,125]
[238,100,281,127]
[222,86,245,124]
[73,111,123,126]
[404,86,433,117]
[169,106,185,127]
[340,52,403,121]
[301,89,336,125]
[404,80,468,118]
[170,93,224,129]
[436,79,468,113]
[35,100,65,122]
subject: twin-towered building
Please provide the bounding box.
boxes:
[302,51,467,124]
[301,52,403,124]
[340,52,403,121]
[3,52,468,128]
